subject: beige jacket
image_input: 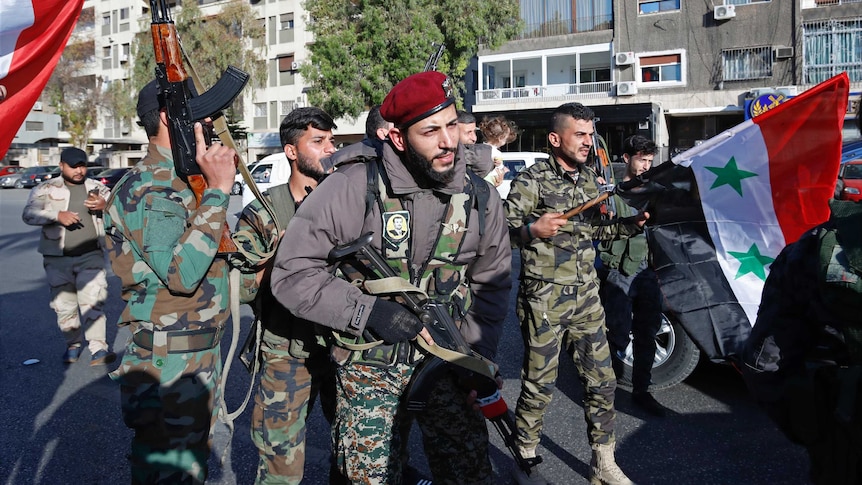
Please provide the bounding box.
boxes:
[22,176,110,256]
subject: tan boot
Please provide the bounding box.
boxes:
[590,442,634,485]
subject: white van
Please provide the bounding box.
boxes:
[496,152,550,198]
[240,152,291,208]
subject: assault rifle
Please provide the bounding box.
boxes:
[423,42,445,72]
[329,233,543,477]
[150,0,249,252]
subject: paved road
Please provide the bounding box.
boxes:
[0,187,809,484]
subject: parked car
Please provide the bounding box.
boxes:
[0,166,23,177]
[837,159,862,202]
[232,160,262,196]
[18,165,59,188]
[241,153,290,208]
[90,167,132,189]
[0,172,24,189]
[496,152,550,198]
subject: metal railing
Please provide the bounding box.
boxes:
[476,81,613,105]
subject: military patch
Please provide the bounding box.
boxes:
[383,211,410,246]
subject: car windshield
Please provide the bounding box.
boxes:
[844,163,862,180]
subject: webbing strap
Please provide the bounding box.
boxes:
[340,275,498,381]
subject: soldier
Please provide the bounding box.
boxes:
[597,135,669,417]
[103,79,238,483]
[326,104,391,169]
[457,110,478,145]
[233,107,338,484]
[742,104,862,485]
[270,71,512,484]
[505,103,644,485]
[22,147,115,366]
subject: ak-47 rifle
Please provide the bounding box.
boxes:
[149,0,249,253]
[328,234,543,477]
[424,42,445,72]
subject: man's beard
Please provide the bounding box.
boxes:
[295,152,325,180]
[404,138,456,188]
[62,173,85,184]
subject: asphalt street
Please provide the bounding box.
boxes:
[0,187,809,484]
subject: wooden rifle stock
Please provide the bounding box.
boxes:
[561,190,612,220]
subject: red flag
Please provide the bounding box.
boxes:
[0,0,85,158]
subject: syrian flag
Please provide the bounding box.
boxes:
[622,73,849,361]
[0,0,85,158]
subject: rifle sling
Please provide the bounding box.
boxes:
[334,276,498,381]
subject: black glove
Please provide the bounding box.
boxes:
[366,299,423,343]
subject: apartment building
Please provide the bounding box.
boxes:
[468,0,862,161]
[5,0,860,168]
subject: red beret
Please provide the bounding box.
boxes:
[380,71,455,128]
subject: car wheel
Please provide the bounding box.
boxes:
[14,179,24,189]
[612,313,700,391]
[231,181,242,196]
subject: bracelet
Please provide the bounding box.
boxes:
[525,223,533,239]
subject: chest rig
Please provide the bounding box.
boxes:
[334,158,489,365]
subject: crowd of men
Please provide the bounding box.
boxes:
[23,67,861,485]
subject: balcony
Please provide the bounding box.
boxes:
[476,81,613,105]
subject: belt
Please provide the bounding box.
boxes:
[133,327,223,353]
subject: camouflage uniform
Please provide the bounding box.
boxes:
[743,199,862,485]
[270,142,512,484]
[22,176,112,354]
[504,154,640,452]
[104,143,231,484]
[234,187,336,484]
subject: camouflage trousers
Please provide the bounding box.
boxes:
[43,251,109,354]
[332,361,494,485]
[251,329,336,485]
[515,278,617,451]
[110,326,222,485]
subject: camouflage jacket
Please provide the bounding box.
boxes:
[270,142,512,360]
[22,176,111,256]
[234,184,324,357]
[505,153,640,286]
[104,143,230,331]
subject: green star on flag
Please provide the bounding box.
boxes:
[704,157,758,196]
[728,244,775,281]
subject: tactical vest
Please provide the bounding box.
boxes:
[336,158,490,365]
[598,194,648,276]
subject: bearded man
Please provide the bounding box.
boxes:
[269,71,512,484]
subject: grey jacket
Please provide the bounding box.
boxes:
[270,142,512,359]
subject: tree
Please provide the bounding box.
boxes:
[44,6,102,149]
[118,0,267,136]
[302,0,522,120]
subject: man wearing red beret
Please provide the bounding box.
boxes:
[270,71,512,483]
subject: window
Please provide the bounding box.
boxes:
[722,46,772,81]
[102,46,111,59]
[639,53,683,83]
[254,103,267,117]
[281,100,296,115]
[280,13,294,30]
[579,67,611,82]
[803,18,862,84]
[638,0,680,14]
[278,54,296,72]
[25,121,44,131]
[119,7,129,20]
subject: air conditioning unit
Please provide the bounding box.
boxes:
[714,4,736,20]
[617,81,637,96]
[291,61,299,71]
[773,46,794,59]
[615,52,635,66]
[119,53,129,63]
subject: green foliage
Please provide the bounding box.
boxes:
[303,0,522,120]
[45,41,100,148]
